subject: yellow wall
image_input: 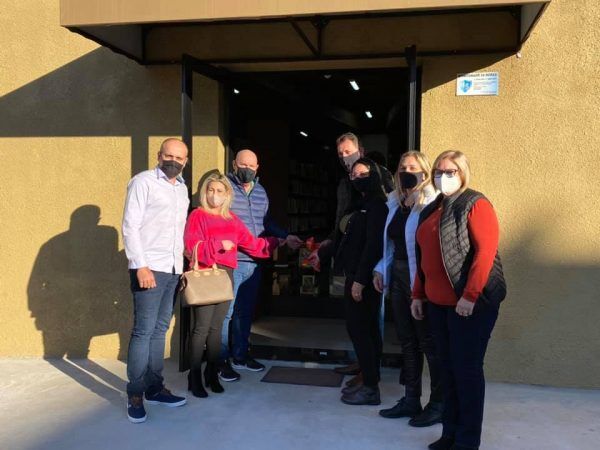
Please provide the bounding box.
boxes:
[420,0,600,388]
[0,1,226,359]
[1,0,599,388]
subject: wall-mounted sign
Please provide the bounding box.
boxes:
[456,72,499,96]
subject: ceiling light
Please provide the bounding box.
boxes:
[300,131,308,137]
[365,111,373,119]
[233,88,240,94]
[324,74,332,79]
[349,80,360,91]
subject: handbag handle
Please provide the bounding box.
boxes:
[191,240,218,272]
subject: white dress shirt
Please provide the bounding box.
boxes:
[122,167,190,274]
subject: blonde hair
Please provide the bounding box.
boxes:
[396,150,433,208]
[199,173,234,219]
[432,150,471,193]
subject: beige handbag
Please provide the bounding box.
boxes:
[180,241,234,306]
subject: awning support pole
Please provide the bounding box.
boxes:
[405,45,418,151]
[179,54,193,372]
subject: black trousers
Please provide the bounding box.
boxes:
[428,301,499,449]
[390,259,443,403]
[344,278,382,387]
[190,301,231,370]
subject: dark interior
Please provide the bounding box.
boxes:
[226,67,419,359]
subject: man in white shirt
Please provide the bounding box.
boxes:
[122,138,190,423]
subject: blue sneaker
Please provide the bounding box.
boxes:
[145,387,187,407]
[127,395,147,423]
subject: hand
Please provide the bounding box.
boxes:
[306,250,320,272]
[351,282,364,302]
[285,234,304,250]
[221,240,235,251]
[455,297,475,317]
[278,238,286,247]
[137,267,156,289]
[411,299,425,320]
[319,239,333,249]
[373,271,384,293]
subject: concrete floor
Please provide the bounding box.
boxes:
[1,359,599,450]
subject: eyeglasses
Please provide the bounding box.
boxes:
[433,169,459,178]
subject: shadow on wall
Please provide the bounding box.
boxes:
[487,214,600,388]
[1,47,219,382]
[0,47,184,177]
[27,205,131,401]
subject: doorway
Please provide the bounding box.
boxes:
[226,67,422,365]
[179,58,422,369]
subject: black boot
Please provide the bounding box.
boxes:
[379,396,422,418]
[188,370,208,398]
[341,385,381,405]
[428,436,454,450]
[204,362,224,393]
[409,401,443,427]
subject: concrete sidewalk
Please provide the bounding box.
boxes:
[0,358,598,450]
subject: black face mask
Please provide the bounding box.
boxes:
[351,176,372,193]
[340,152,361,172]
[160,160,183,179]
[398,172,419,190]
[236,167,256,184]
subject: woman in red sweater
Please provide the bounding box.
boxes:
[183,173,280,397]
[411,151,506,450]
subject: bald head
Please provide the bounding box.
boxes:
[233,149,259,186]
[157,138,188,180]
[234,149,258,168]
[160,138,188,158]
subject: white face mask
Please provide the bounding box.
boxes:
[434,173,462,196]
[208,194,226,208]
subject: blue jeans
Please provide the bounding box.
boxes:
[126,270,179,396]
[428,301,499,449]
[220,261,261,362]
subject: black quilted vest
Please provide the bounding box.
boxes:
[416,189,507,306]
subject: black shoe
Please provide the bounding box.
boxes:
[379,397,422,419]
[187,370,208,398]
[204,362,224,393]
[450,445,476,450]
[341,385,381,405]
[409,401,443,427]
[334,362,361,376]
[127,394,147,423]
[341,382,363,395]
[218,360,241,382]
[232,357,265,372]
[428,436,455,450]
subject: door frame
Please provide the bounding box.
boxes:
[178,52,422,370]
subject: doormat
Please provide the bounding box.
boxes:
[261,366,344,387]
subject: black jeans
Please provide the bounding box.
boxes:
[344,278,382,387]
[390,259,443,403]
[428,301,499,449]
[190,301,231,370]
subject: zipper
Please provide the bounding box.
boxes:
[438,210,454,288]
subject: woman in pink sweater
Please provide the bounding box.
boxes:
[183,173,279,397]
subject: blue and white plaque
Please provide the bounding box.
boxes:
[456,72,499,96]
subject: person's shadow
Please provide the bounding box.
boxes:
[28,205,130,405]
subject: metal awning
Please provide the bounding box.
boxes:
[60,0,551,65]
